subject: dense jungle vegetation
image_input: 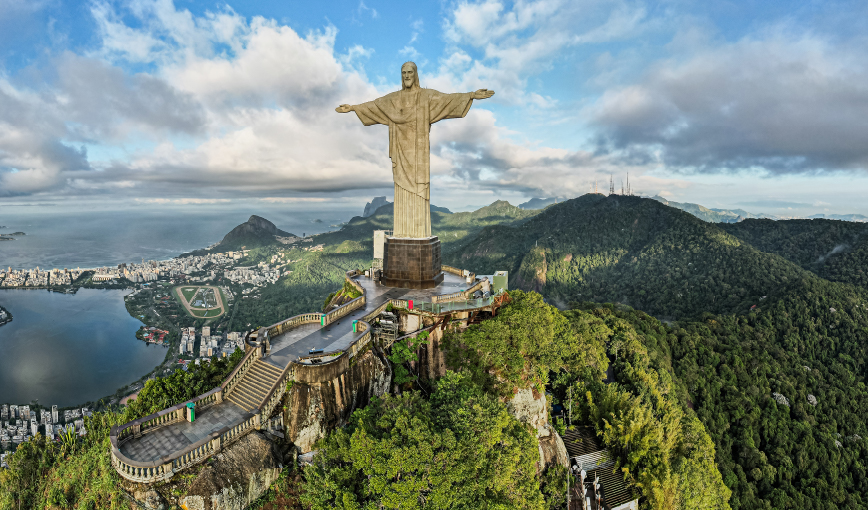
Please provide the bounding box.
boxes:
[721,218,868,291]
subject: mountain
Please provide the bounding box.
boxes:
[362,196,391,217]
[214,215,296,251]
[518,197,570,210]
[363,197,451,218]
[721,218,868,291]
[319,200,539,254]
[808,213,868,222]
[650,195,771,223]
[444,194,868,507]
[445,194,823,318]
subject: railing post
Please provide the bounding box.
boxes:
[254,413,262,430]
[215,387,223,404]
[132,423,141,438]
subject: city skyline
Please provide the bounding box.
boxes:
[0,0,867,216]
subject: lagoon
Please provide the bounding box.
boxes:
[0,288,166,407]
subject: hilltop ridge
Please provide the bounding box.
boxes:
[213,215,296,251]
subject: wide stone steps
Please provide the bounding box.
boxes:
[226,360,283,413]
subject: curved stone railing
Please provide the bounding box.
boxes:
[441,265,466,277]
[296,320,371,364]
[111,269,376,484]
[110,386,227,483]
[267,312,323,339]
[320,271,368,327]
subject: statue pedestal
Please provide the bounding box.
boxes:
[382,236,443,289]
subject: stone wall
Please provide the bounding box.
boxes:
[284,345,391,453]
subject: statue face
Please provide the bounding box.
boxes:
[401,64,416,89]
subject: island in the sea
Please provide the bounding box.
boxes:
[0,231,25,240]
[0,305,11,326]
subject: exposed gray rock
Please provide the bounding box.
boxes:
[538,427,569,470]
[132,489,168,510]
[177,432,282,510]
[507,388,548,435]
[363,197,391,217]
[286,346,391,453]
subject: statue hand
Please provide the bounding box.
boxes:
[335,104,354,113]
[472,89,495,100]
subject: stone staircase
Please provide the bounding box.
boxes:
[225,360,283,412]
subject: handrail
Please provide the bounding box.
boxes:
[110,269,393,483]
[441,265,465,276]
[295,320,371,364]
[221,345,259,394]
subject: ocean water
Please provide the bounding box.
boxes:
[0,204,359,271]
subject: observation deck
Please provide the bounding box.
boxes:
[110,267,505,484]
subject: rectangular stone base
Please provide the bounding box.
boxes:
[382,236,443,289]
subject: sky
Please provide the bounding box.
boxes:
[0,0,867,217]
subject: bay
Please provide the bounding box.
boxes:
[0,204,358,271]
[0,288,164,408]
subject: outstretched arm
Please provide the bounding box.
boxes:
[471,89,495,100]
[429,89,495,124]
[338,98,392,126]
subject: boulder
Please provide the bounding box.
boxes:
[132,490,168,510]
[538,427,569,470]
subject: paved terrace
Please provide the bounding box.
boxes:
[119,272,470,463]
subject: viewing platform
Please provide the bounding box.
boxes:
[110,266,506,483]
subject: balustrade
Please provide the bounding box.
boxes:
[110,270,391,484]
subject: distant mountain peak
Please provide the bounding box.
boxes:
[519,197,570,210]
[216,215,295,250]
[363,197,392,218]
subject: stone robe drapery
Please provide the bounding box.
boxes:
[354,88,474,238]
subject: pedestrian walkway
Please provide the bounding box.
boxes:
[119,401,248,463]
[117,272,471,464]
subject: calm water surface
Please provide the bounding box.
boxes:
[0,205,358,270]
[0,288,165,407]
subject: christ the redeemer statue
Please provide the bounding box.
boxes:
[336,62,494,238]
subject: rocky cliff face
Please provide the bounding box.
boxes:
[177,432,283,510]
[363,197,392,218]
[125,432,286,510]
[285,346,391,453]
[506,387,568,471]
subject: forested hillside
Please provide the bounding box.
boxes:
[442,194,868,508]
[722,218,868,290]
[580,277,868,508]
[445,194,816,318]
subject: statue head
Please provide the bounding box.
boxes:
[401,62,419,90]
